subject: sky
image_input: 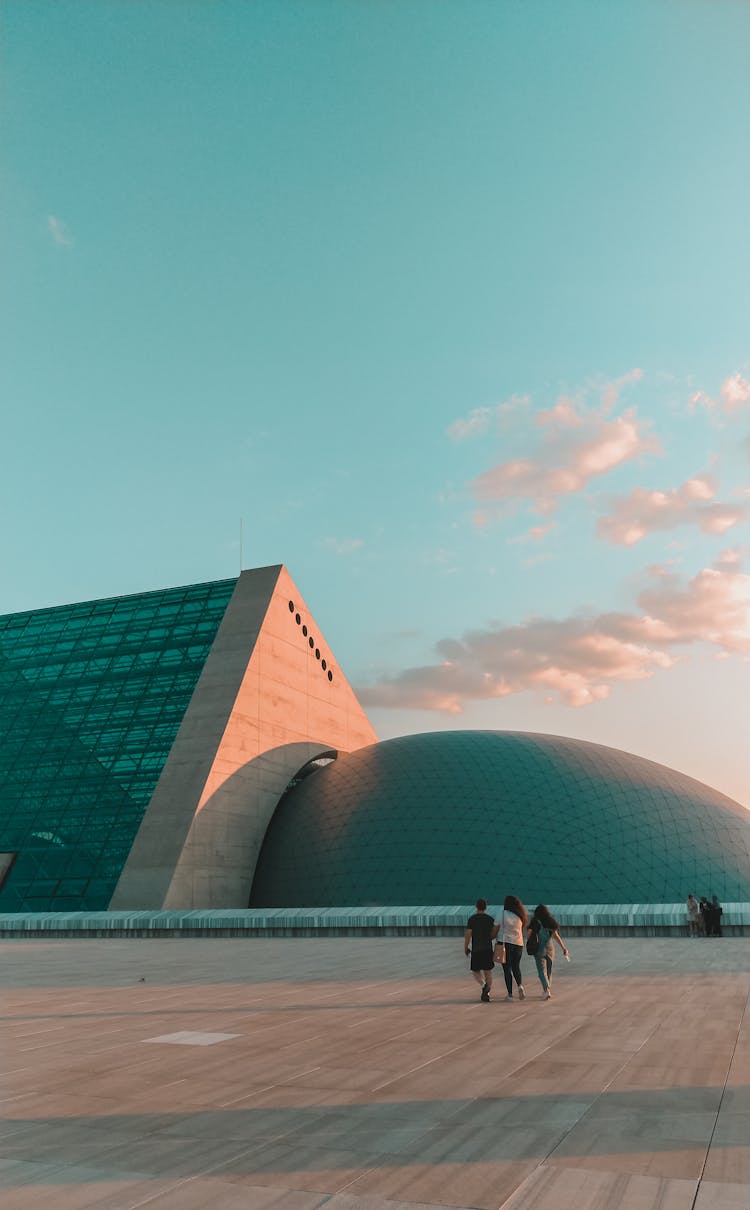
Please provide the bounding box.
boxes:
[1,0,749,807]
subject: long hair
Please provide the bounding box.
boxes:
[503,895,528,926]
[533,903,559,931]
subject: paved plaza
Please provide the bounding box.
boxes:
[2,935,749,1210]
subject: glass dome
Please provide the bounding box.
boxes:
[249,730,750,907]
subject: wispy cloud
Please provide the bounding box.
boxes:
[599,367,644,411]
[509,522,558,544]
[47,215,73,246]
[690,373,750,415]
[358,556,750,712]
[323,537,364,556]
[597,473,749,546]
[446,394,530,441]
[471,400,658,515]
[722,374,750,412]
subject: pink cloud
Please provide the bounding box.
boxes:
[447,394,530,440]
[597,474,749,546]
[721,374,750,412]
[600,367,644,411]
[358,558,750,712]
[472,405,658,514]
[359,615,674,712]
[689,374,750,416]
[634,562,750,653]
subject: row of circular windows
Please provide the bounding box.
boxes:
[288,600,334,681]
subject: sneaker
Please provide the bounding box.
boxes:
[517,986,526,1000]
[543,988,552,1000]
[481,985,490,1002]
[504,993,513,1001]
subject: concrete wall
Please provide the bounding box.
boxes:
[111,565,377,910]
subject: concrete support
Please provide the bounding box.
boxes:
[111,565,376,910]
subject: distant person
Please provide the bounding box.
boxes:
[494,895,527,1001]
[707,894,724,937]
[686,894,701,937]
[464,898,497,1002]
[699,897,710,935]
[527,904,569,1000]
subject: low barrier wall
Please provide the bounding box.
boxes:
[1,904,749,938]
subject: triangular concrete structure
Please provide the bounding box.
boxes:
[111,565,377,909]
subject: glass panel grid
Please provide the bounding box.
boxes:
[0,578,236,911]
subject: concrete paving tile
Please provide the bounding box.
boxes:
[719,1086,750,1114]
[221,1084,368,1110]
[70,1134,259,1181]
[0,1120,46,1144]
[702,1113,750,1184]
[546,1107,719,1181]
[499,1164,697,1209]
[693,1180,750,1209]
[0,1155,81,1189]
[391,1121,570,1164]
[117,1176,330,1209]
[287,1064,399,1093]
[340,1158,539,1210]
[0,1179,178,1210]
[549,1147,708,1181]
[324,1193,475,1210]
[449,1094,594,1130]
[589,1087,724,1117]
[212,1140,393,1195]
[155,1105,324,1144]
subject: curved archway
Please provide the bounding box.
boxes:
[161,742,339,908]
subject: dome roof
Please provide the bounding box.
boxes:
[249,730,750,907]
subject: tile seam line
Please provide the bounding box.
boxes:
[690,974,750,1210]
[493,1005,670,1210]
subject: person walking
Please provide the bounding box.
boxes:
[464,898,497,1002]
[699,897,710,935]
[494,895,527,1001]
[686,894,701,937]
[527,904,568,1000]
[706,894,723,937]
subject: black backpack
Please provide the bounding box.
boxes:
[526,922,540,955]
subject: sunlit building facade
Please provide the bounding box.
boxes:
[1,567,749,912]
[0,566,376,912]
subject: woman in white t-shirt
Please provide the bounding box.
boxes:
[493,895,528,1001]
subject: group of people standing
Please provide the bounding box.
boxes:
[686,894,723,937]
[464,896,569,1002]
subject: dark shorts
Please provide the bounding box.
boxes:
[470,948,494,972]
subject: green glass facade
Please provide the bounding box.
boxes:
[0,578,236,911]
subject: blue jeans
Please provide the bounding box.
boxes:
[534,951,553,991]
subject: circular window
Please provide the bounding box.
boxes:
[327,670,333,682]
[288,600,294,612]
[315,648,320,659]
[321,659,327,670]
[309,637,314,649]
[302,625,308,636]
[295,613,301,624]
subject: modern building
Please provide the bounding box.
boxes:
[1,566,749,912]
[0,566,375,912]
[250,730,750,907]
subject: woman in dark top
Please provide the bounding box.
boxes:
[527,904,568,1000]
[464,897,498,1002]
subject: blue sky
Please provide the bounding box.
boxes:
[2,1,749,805]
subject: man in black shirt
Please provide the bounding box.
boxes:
[464,898,498,1001]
